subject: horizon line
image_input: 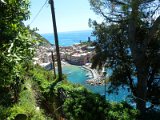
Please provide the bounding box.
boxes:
[39,29,92,34]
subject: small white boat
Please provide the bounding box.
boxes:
[67,72,72,75]
[85,73,90,77]
[87,75,93,79]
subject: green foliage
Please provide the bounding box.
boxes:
[29,65,55,93]
[27,65,59,119]
[29,67,138,120]
[89,0,160,111]
[107,102,138,120]
[28,27,52,47]
[0,0,36,98]
[0,0,30,42]
[5,65,53,120]
[51,81,138,120]
[0,0,53,119]
[12,64,138,120]
[7,80,49,120]
[0,26,36,84]
[0,105,9,119]
[62,89,107,120]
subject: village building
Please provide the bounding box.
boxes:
[34,43,95,66]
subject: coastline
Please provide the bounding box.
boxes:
[60,61,103,86]
[34,40,103,86]
[82,65,104,85]
[41,61,104,86]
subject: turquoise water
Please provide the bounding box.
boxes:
[43,30,130,102]
[62,65,130,102]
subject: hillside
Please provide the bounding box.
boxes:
[28,28,52,47]
[34,32,52,47]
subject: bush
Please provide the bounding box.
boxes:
[7,80,49,120]
[52,81,138,120]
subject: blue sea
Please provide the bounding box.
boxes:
[42,30,130,102]
[63,65,130,102]
[41,30,94,46]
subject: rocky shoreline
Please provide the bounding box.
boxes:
[82,65,105,86]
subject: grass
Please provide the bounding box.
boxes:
[7,79,52,120]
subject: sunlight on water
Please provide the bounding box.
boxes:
[43,30,130,102]
[41,30,95,46]
[62,65,130,102]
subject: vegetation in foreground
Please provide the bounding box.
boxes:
[2,63,160,120]
[0,0,160,119]
[89,0,160,114]
[0,63,139,120]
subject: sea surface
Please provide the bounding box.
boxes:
[42,30,129,102]
[62,65,130,102]
[41,30,94,46]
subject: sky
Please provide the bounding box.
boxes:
[24,0,102,34]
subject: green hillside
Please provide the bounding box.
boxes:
[29,29,52,47]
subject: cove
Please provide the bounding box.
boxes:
[62,64,130,102]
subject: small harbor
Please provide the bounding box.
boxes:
[33,40,130,102]
[81,65,104,86]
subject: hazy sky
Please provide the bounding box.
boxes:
[24,0,102,34]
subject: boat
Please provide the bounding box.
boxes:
[87,75,93,79]
[67,72,72,75]
[85,72,92,76]
[85,73,90,77]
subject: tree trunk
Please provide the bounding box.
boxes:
[128,0,148,113]
[135,54,148,112]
